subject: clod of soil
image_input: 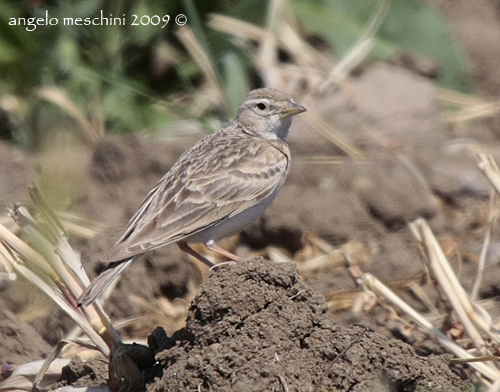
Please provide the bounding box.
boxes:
[149,258,472,392]
[59,354,108,387]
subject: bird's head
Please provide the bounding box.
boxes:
[236,88,306,140]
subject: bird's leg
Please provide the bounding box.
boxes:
[177,242,218,269]
[205,240,245,262]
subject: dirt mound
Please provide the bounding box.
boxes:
[149,258,472,392]
[0,308,51,365]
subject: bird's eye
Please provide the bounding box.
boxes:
[256,102,267,111]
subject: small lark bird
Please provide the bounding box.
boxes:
[78,88,306,306]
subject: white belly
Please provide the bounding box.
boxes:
[184,190,279,245]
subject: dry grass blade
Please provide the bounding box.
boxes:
[57,211,106,239]
[298,252,345,273]
[471,190,497,301]
[256,0,281,88]
[477,153,500,196]
[257,0,310,89]
[297,156,344,165]
[0,184,141,390]
[0,222,59,281]
[361,273,500,381]
[35,87,101,145]
[14,205,87,294]
[0,359,70,392]
[267,246,294,264]
[257,32,281,88]
[0,239,16,280]
[175,26,225,105]
[442,101,500,123]
[303,110,364,160]
[326,289,363,313]
[436,88,485,107]
[473,154,500,306]
[0,215,17,231]
[450,356,500,364]
[0,185,122,355]
[210,0,378,93]
[410,219,500,347]
[2,250,109,355]
[437,88,500,123]
[321,0,391,90]
[489,377,500,392]
[210,13,331,73]
[27,186,89,283]
[407,281,439,314]
[208,14,267,42]
[277,23,331,72]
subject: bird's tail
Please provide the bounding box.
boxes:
[77,257,135,307]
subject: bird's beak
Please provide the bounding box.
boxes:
[281,102,307,118]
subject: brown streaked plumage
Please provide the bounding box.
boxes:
[78,88,306,306]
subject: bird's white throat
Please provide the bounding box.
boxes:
[264,116,293,140]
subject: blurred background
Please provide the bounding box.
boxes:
[0,0,473,145]
[2,0,500,379]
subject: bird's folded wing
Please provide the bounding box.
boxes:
[106,136,289,262]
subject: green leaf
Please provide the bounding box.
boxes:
[292,0,473,92]
[292,0,397,60]
[222,52,248,117]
